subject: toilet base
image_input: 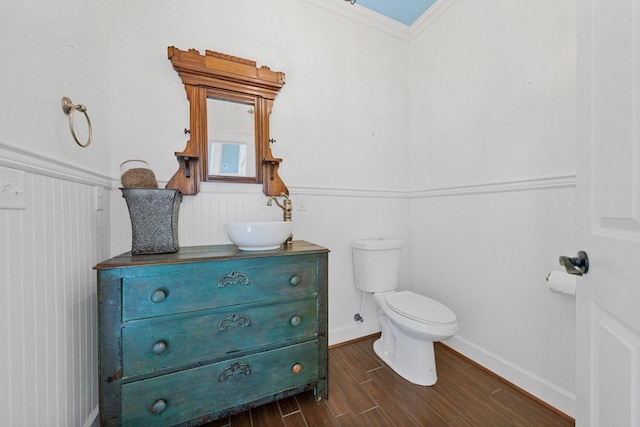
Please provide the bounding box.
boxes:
[372,334,438,386]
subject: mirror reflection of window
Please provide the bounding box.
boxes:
[208,142,248,176]
[206,97,255,177]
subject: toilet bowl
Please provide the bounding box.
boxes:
[352,239,459,386]
[372,290,458,385]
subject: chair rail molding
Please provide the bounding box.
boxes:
[0,140,112,187]
[410,174,577,199]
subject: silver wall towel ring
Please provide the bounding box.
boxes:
[61,96,93,148]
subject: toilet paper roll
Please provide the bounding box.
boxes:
[546,270,577,297]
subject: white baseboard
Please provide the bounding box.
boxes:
[329,320,381,347]
[444,335,575,418]
[329,323,575,418]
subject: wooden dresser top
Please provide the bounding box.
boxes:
[94,240,329,270]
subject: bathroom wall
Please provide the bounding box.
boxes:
[408,0,577,416]
[0,2,112,176]
[0,0,579,424]
[0,2,112,426]
[108,0,412,345]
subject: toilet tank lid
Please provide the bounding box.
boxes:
[352,239,403,250]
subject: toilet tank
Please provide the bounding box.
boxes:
[352,239,403,293]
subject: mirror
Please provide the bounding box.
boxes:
[207,97,256,178]
[209,141,249,176]
[166,46,288,196]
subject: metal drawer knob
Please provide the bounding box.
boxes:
[290,315,302,327]
[289,275,301,286]
[292,363,303,374]
[152,341,168,355]
[151,399,167,414]
[150,289,167,303]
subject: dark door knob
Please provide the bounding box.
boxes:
[559,251,589,276]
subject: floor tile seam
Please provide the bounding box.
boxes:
[281,409,310,427]
[328,356,379,414]
[325,396,347,419]
[437,371,502,398]
[357,406,397,426]
[292,394,321,427]
[332,349,373,385]
[430,378,512,423]
[488,389,566,425]
[281,408,303,418]
[356,368,395,421]
[360,377,374,386]
[278,398,302,418]
[366,365,385,374]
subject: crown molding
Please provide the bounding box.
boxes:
[298,0,410,41]
[409,0,459,40]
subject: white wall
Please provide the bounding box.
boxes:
[108,0,411,187]
[108,0,412,348]
[0,1,112,177]
[408,0,577,416]
[0,1,112,426]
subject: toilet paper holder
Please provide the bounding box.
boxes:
[559,251,589,276]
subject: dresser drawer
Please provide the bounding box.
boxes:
[121,340,318,426]
[122,297,318,377]
[122,257,318,320]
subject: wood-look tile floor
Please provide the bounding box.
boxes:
[204,335,575,426]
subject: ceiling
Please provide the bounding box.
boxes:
[353,0,437,26]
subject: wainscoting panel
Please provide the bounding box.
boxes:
[0,168,109,427]
[409,178,577,417]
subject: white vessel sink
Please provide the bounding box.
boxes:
[225,221,292,251]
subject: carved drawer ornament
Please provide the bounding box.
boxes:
[217,270,251,288]
[217,314,251,331]
[218,361,252,382]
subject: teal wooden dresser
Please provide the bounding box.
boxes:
[95,241,329,426]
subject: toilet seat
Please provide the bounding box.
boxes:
[385,291,457,326]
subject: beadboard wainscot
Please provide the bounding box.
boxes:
[0,142,111,427]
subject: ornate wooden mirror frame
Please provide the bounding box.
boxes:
[166,46,288,196]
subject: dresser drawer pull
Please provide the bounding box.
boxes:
[151,399,167,414]
[150,289,167,303]
[289,275,302,286]
[151,340,168,355]
[218,361,252,382]
[217,271,251,288]
[291,363,303,375]
[218,314,251,331]
[290,315,302,327]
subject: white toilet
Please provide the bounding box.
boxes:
[352,238,458,386]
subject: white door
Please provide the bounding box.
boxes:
[576,0,640,425]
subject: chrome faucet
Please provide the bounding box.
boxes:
[267,192,293,221]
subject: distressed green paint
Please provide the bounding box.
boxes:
[96,241,329,426]
[122,258,318,321]
[122,341,319,426]
[122,296,318,377]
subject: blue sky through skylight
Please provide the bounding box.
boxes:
[355,0,437,26]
